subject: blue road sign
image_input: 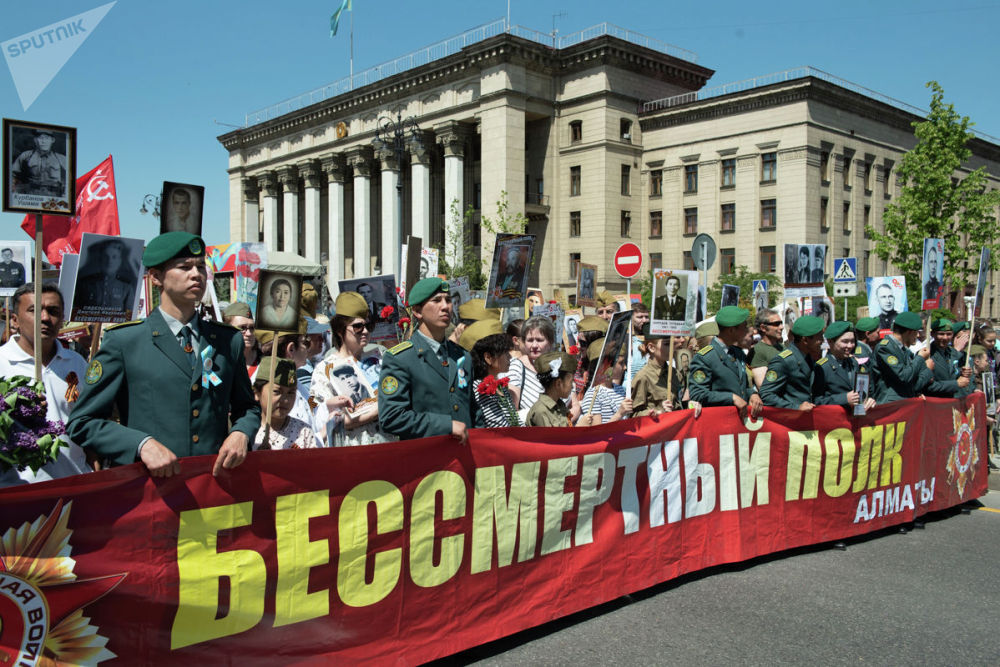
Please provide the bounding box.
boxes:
[833,257,858,283]
[752,279,768,293]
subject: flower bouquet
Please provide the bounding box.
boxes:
[0,375,69,473]
[477,375,521,426]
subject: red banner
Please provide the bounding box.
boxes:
[20,155,120,266]
[0,397,987,665]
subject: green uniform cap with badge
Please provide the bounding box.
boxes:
[222,301,252,319]
[790,315,825,337]
[577,315,609,334]
[931,318,953,332]
[458,318,505,351]
[335,291,370,319]
[256,357,297,387]
[824,320,853,340]
[892,311,922,331]
[855,317,880,333]
[534,350,578,376]
[952,321,969,332]
[715,306,749,328]
[142,231,205,268]
[408,277,449,307]
[458,298,501,322]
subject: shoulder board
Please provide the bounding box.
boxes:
[816,356,829,366]
[778,349,794,358]
[879,338,890,346]
[105,320,142,331]
[697,345,713,356]
[388,341,413,355]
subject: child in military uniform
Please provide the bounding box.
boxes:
[527,351,596,427]
[252,356,317,450]
[631,326,702,418]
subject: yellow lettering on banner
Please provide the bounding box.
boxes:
[880,421,904,486]
[541,456,579,556]
[822,429,856,498]
[171,502,266,650]
[785,430,821,501]
[853,425,883,493]
[470,462,540,573]
[739,432,770,508]
[409,471,466,588]
[274,491,331,627]
[575,453,615,545]
[337,480,403,608]
[867,423,888,490]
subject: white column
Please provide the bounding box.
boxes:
[299,160,322,263]
[437,124,467,269]
[321,154,347,289]
[242,177,259,242]
[348,149,373,277]
[410,134,433,245]
[379,150,401,278]
[278,166,299,256]
[259,172,279,249]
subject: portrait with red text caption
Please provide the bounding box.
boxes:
[3,118,75,216]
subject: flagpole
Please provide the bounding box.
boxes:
[350,7,354,83]
[33,214,42,382]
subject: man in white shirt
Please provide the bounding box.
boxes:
[0,282,90,484]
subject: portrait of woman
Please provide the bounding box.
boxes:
[256,270,302,332]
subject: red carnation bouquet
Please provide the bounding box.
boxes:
[476,375,520,426]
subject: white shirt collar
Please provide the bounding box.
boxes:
[158,307,200,338]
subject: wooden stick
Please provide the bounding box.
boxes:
[261,332,281,449]
[666,335,675,405]
[89,323,103,361]
[33,214,43,382]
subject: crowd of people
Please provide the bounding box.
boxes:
[1,230,998,486]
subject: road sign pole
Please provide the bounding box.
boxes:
[844,297,848,321]
[702,243,707,316]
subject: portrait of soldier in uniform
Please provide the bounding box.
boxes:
[4,120,75,215]
[10,129,67,196]
[0,246,27,289]
[160,182,204,235]
[72,236,142,322]
[331,363,371,405]
[923,243,942,301]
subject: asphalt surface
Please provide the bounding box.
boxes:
[439,461,1000,666]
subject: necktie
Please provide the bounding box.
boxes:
[437,343,449,367]
[179,326,196,368]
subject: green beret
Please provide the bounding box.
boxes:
[142,231,205,268]
[587,337,606,361]
[855,317,880,333]
[335,291,369,319]
[577,316,608,334]
[696,320,719,338]
[824,320,853,340]
[534,350,578,377]
[952,321,969,332]
[893,311,922,331]
[791,315,825,337]
[596,290,617,307]
[408,277,449,307]
[458,318,504,351]
[640,323,670,342]
[222,301,251,319]
[931,318,953,332]
[968,344,987,357]
[256,356,297,387]
[716,306,750,328]
[458,298,501,322]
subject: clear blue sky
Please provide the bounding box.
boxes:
[3,0,998,248]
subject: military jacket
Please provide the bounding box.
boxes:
[377,331,482,440]
[759,343,826,409]
[688,338,756,407]
[815,354,868,407]
[873,335,931,404]
[631,359,682,417]
[526,394,572,427]
[926,343,969,398]
[0,261,25,287]
[67,309,261,466]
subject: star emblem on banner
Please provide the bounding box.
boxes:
[0,499,127,666]
[946,406,979,497]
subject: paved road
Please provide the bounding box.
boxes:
[442,466,1000,666]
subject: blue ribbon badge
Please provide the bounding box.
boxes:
[201,345,222,388]
[457,356,468,389]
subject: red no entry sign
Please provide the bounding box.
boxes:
[614,242,643,279]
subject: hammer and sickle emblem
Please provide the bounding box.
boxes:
[86,169,114,202]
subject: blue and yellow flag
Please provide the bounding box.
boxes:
[330,0,352,36]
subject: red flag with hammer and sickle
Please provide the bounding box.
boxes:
[20,155,120,266]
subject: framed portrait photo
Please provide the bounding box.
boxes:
[486,234,535,309]
[3,118,76,215]
[0,240,32,297]
[256,270,303,332]
[71,233,144,323]
[160,181,205,235]
[650,268,698,336]
[576,262,598,308]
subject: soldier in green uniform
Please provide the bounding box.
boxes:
[814,321,876,410]
[688,306,763,419]
[925,318,973,398]
[378,277,482,442]
[873,311,932,404]
[67,232,260,477]
[759,315,827,410]
[853,316,879,365]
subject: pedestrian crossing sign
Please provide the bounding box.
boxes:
[833,257,857,282]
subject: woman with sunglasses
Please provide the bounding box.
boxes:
[310,292,396,446]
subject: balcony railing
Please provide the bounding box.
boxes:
[526,192,550,206]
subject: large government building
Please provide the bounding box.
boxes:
[218,20,1000,318]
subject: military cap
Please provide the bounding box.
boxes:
[892,311,922,331]
[587,337,606,361]
[968,344,987,357]
[640,323,671,342]
[142,231,205,268]
[716,306,750,328]
[790,315,825,337]
[596,291,617,307]
[695,319,719,338]
[458,318,505,351]
[300,283,319,317]
[458,298,501,321]
[534,350,579,377]
[824,320,853,340]
[255,330,274,347]
[222,301,252,319]
[855,317,880,333]
[931,318,953,332]
[34,128,55,138]
[952,321,969,332]
[256,356,297,388]
[408,277,449,307]
[335,291,369,319]
[577,315,609,334]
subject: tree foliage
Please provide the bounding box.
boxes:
[706,265,783,314]
[867,81,1000,301]
[440,191,528,290]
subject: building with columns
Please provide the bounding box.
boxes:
[219,23,1000,318]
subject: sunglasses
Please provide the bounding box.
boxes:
[763,321,782,327]
[349,322,370,334]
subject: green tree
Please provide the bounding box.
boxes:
[706,265,783,314]
[867,81,1000,311]
[440,191,528,290]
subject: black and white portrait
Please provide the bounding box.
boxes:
[651,269,697,335]
[752,280,768,312]
[486,234,535,308]
[589,310,632,394]
[0,241,31,296]
[866,276,908,330]
[576,263,597,307]
[921,238,945,308]
[339,274,400,343]
[418,247,438,280]
[3,119,76,215]
[983,372,996,410]
[564,312,582,348]
[854,374,870,416]
[813,296,835,327]
[784,243,827,286]
[330,362,372,404]
[532,302,564,350]
[449,276,471,324]
[160,182,205,236]
[213,272,233,304]
[721,284,740,308]
[257,270,303,332]
[71,233,143,323]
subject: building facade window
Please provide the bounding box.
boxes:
[760,245,776,273]
[863,204,870,233]
[650,252,662,269]
[820,150,831,182]
[820,197,829,230]
[721,248,736,274]
[620,119,632,142]
[621,164,631,195]
[569,211,581,237]
[650,169,662,196]
[684,164,698,193]
[570,252,581,278]
[683,251,695,271]
[842,151,854,190]
[864,161,873,192]
[570,121,582,143]
[684,207,698,235]
[721,158,736,188]
[760,199,776,229]
[721,203,735,232]
[620,210,631,237]
[761,152,777,182]
[649,211,662,238]
[842,201,851,233]
[570,166,581,196]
